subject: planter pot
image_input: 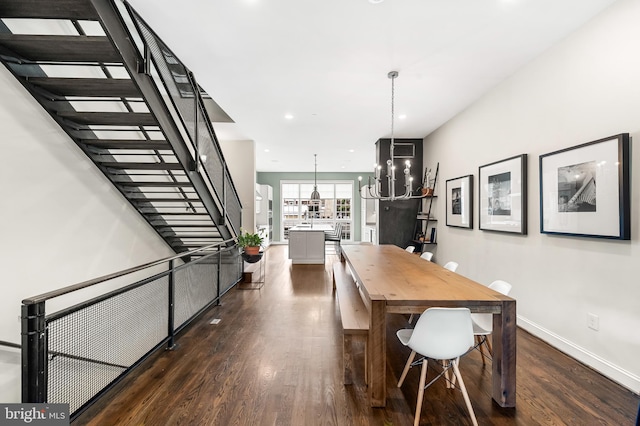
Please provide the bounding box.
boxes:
[242,252,263,264]
[244,246,261,256]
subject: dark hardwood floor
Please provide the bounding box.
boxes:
[75,245,639,425]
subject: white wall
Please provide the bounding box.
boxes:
[219,139,256,233]
[424,0,640,392]
[0,64,176,379]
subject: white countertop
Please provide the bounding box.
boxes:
[290,224,334,231]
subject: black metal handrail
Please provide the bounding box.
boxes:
[22,239,243,419]
[0,341,20,349]
[22,238,235,305]
[120,0,243,237]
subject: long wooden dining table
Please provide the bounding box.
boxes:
[341,245,516,408]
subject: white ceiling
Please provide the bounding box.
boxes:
[128,0,617,173]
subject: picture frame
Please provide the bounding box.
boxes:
[446,175,473,229]
[479,154,528,234]
[539,133,630,240]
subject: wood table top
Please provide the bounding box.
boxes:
[342,245,512,309]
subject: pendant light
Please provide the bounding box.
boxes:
[310,154,320,200]
[359,71,428,201]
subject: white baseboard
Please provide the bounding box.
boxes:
[517,316,640,394]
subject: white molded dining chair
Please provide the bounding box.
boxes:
[443,261,459,272]
[419,252,434,261]
[396,307,478,426]
[472,280,513,364]
[405,246,415,253]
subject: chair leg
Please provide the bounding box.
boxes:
[414,359,428,426]
[442,359,453,388]
[398,350,416,387]
[452,359,478,426]
[451,363,457,387]
[485,335,493,356]
[408,314,414,324]
[476,336,486,365]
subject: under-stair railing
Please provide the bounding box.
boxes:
[21,240,243,420]
[117,0,242,236]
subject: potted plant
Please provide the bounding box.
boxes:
[237,229,264,256]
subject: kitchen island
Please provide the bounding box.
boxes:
[288,223,333,264]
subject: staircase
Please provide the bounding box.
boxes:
[0,0,241,253]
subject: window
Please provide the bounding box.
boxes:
[281,181,353,241]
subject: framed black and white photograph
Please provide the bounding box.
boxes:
[479,154,527,234]
[539,133,630,239]
[446,175,473,229]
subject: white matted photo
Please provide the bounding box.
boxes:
[446,175,473,229]
[479,154,527,234]
[539,133,630,239]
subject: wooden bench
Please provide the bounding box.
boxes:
[332,262,369,385]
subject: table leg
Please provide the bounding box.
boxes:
[368,296,386,407]
[492,299,516,407]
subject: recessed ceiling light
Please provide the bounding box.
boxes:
[349,149,355,153]
[369,0,384,4]
[284,114,294,120]
[264,148,270,153]
[399,114,407,120]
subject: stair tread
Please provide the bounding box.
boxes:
[0,0,99,20]
[154,225,216,229]
[27,77,140,98]
[79,140,171,150]
[165,235,221,239]
[146,212,211,216]
[0,34,120,63]
[116,181,193,187]
[57,111,156,126]
[129,198,203,203]
[98,162,184,170]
